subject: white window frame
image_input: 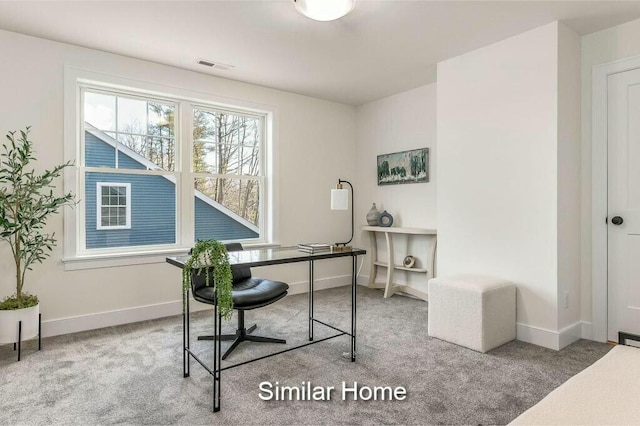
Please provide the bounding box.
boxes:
[63,67,278,270]
[96,182,131,230]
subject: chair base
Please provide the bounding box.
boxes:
[197,312,286,359]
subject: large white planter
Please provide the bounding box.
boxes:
[0,304,39,344]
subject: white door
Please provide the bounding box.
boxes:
[608,67,640,341]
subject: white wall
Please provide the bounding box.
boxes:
[0,29,356,336]
[557,24,582,332]
[580,18,640,334]
[355,84,437,283]
[437,22,581,349]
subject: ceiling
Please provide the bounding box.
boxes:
[1,1,640,105]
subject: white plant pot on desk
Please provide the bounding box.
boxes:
[0,304,39,344]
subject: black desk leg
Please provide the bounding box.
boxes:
[351,255,357,362]
[184,289,190,378]
[309,260,314,341]
[17,320,22,362]
[213,303,221,412]
[38,314,41,351]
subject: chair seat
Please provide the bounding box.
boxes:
[194,278,288,309]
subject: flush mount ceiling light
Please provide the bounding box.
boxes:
[294,0,355,22]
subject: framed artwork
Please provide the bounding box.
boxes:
[377,148,429,185]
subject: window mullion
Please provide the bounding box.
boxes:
[114,96,119,169]
[179,101,195,247]
[258,116,266,241]
[78,161,87,252]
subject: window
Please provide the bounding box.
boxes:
[69,78,270,259]
[82,89,179,250]
[96,183,131,230]
[192,108,262,242]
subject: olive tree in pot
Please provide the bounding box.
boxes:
[0,127,75,347]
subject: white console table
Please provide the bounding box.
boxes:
[362,226,437,301]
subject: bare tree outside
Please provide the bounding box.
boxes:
[117,102,176,171]
[193,108,261,226]
[147,103,175,171]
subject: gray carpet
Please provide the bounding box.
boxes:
[0,286,611,425]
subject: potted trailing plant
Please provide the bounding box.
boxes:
[0,127,75,346]
[183,239,234,320]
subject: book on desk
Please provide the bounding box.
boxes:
[297,243,331,253]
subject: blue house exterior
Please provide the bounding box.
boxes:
[85,129,259,249]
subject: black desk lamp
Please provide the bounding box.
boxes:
[330,178,353,251]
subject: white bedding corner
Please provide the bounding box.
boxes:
[509,345,640,425]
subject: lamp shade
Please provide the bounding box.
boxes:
[331,188,349,210]
[294,0,355,22]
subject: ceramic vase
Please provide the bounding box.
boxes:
[366,203,380,225]
[377,210,394,227]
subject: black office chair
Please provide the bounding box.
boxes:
[191,243,289,360]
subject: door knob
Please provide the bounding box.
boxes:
[611,216,624,225]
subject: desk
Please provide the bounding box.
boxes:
[167,246,366,412]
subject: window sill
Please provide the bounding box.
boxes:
[62,242,281,271]
[63,249,189,271]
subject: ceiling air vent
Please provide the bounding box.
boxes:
[197,59,235,71]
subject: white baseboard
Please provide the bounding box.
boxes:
[42,275,359,338]
[43,272,594,347]
[558,322,583,349]
[516,321,591,350]
[287,275,354,295]
[516,323,562,350]
[42,300,186,338]
[581,321,593,340]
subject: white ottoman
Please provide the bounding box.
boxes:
[427,275,516,353]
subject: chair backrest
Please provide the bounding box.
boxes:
[225,243,252,282]
[190,243,251,293]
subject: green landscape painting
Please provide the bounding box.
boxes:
[377,148,429,185]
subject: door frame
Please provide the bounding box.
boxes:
[592,54,640,342]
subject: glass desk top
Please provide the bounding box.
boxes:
[167,245,366,269]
